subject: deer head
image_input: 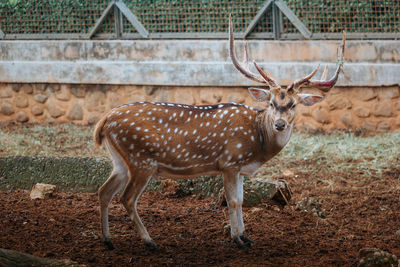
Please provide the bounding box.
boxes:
[229,15,345,133]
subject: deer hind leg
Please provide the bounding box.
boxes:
[98,139,130,250]
[223,170,250,249]
[121,167,157,250]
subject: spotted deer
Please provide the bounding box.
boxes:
[94,16,345,250]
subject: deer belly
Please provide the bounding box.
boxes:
[155,163,221,179]
[240,161,262,176]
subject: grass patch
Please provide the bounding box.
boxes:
[257,131,400,180]
[0,123,107,158]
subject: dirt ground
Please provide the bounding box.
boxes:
[1,166,399,266]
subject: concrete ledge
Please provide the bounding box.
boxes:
[1,40,399,63]
[0,40,399,87]
[0,61,399,87]
[0,156,112,192]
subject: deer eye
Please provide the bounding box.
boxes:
[291,104,296,109]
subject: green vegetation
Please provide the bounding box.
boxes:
[285,0,399,33]
[0,0,398,34]
[0,0,109,34]
[255,131,400,180]
[0,123,104,158]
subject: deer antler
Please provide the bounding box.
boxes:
[253,61,280,90]
[229,14,280,90]
[289,32,346,93]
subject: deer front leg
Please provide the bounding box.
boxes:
[236,175,254,246]
[223,170,250,249]
[121,168,158,250]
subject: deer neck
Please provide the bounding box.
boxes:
[257,111,293,160]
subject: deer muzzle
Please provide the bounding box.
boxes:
[274,119,286,132]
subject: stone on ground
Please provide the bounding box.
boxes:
[30,183,56,199]
[358,247,398,267]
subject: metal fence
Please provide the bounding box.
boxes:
[0,0,399,40]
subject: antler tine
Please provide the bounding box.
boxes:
[253,61,280,89]
[320,65,329,80]
[242,43,250,71]
[229,14,275,87]
[294,64,320,85]
[293,31,346,92]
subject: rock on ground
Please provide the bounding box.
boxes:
[358,247,398,267]
[30,183,56,199]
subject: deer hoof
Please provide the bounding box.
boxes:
[233,237,250,249]
[144,240,159,251]
[240,234,254,245]
[104,239,115,250]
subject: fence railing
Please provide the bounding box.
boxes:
[0,0,399,40]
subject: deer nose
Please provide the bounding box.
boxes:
[274,119,286,131]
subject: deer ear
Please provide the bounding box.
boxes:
[248,88,271,102]
[297,94,323,106]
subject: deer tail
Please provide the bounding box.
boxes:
[93,115,107,146]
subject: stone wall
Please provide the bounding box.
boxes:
[1,83,399,132]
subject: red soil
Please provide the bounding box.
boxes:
[1,168,399,266]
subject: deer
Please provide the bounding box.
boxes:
[93,16,345,250]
